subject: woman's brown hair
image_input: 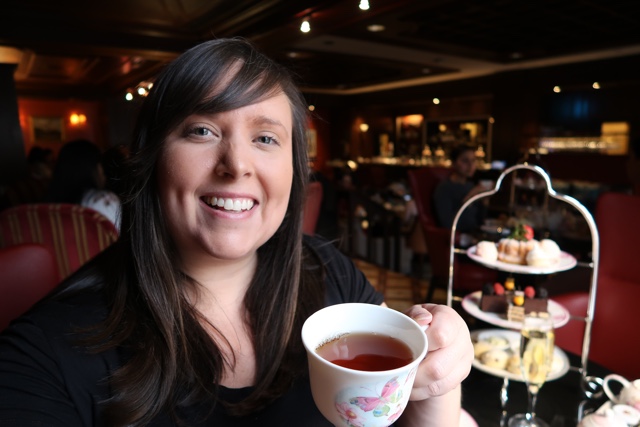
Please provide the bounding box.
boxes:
[68,38,323,426]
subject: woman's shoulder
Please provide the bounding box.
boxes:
[302,234,342,261]
[9,285,109,337]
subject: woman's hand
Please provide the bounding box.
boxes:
[404,303,473,401]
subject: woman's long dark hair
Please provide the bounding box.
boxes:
[76,38,323,425]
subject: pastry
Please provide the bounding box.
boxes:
[526,245,553,267]
[481,282,549,316]
[473,340,495,358]
[540,239,561,259]
[506,354,522,375]
[476,240,498,262]
[480,348,509,370]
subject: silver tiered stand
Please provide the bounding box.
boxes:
[446,163,600,392]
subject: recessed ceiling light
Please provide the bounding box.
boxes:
[509,52,523,59]
[300,18,310,33]
[592,82,601,89]
[367,24,385,32]
[553,85,561,93]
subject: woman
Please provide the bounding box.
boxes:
[45,139,121,229]
[0,38,472,426]
[433,143,487,232]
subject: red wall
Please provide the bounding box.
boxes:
[17,98,107,156]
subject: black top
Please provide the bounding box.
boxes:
[433,179,484,232]
[0,235,384,426]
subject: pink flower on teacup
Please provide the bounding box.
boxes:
[336,401,365,427]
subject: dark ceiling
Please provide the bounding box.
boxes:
[1,0,640,99]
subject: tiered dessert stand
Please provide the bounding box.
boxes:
[447,163,600,390]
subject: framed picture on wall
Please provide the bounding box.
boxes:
[30,116,65,144]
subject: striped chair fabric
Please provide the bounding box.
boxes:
[0,203,119,281]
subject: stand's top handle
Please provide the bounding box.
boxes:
[492,163,555,196]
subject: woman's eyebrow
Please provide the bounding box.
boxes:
[251,115,289,138]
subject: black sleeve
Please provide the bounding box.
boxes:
[0,319,85,426]
[0,293,114,427]
[303,235,384,306]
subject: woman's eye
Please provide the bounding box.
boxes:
[187,126,213,137]
[256,135,278,145]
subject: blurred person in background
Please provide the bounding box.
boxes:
[433,143,487,233]
[45,139,121,230]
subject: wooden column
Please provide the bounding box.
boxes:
[0,63,26,185]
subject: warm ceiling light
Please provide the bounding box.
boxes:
[432,98,440,104]
[359,0,370,10]
[125,92,134,101]
[308,104,315,111]
[366,24,385,32]
[592,82,601,89]
[137,87,147,96]
[300,18,310,33]
[359,123,369,132]
[553,86,561,93]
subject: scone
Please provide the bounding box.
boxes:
[480,348,509,370]
[506,354,521,375]
[473,340,494,358]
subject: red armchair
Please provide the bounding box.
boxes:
[554,192,640,379]
[0,203,119,282]
[303,181,323,236]
[0,243,58,331]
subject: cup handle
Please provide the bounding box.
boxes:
[603,374,631,403]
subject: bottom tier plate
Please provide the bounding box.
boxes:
[471,329,570,382]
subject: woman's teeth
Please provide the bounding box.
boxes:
[205,196,254,212]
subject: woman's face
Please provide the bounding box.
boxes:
[157,92,294,269]
[453,150,477,179]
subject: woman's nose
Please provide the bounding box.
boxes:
[214,140,253,179]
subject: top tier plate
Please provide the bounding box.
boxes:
[466,245,577,275]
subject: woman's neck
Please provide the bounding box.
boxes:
[183,253,257,312]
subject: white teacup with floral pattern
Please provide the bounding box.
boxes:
[302,303,428,427]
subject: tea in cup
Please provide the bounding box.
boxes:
[301,303,428,427]
[603,374,640,411]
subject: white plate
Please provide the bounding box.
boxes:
[471,329,570,382]
[466,245,577,275]
[462,291,570,329]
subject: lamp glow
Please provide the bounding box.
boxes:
[359,0,370,10]
[300,19,310,33]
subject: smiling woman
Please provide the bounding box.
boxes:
[0,38,473,427]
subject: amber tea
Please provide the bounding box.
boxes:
[316,332,413,371]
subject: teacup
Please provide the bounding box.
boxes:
[301,303,428,427]
[579,409,627,427]
[603,374,640,411]
[612,404,640,426]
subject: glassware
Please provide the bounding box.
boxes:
[509,313,555,427]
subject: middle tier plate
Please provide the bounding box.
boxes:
[466,245,577,275]
[462,290,570,329]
